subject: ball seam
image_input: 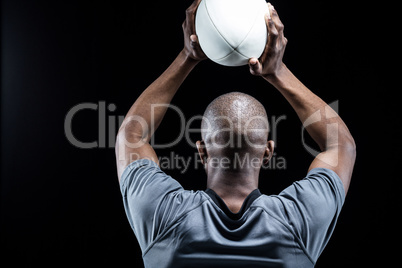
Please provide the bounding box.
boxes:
[204,0,254,60]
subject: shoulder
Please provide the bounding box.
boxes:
[281,168,346,206]
[251,168,346,230]
[119,159,182,197]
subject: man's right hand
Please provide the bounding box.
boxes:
[248,3,287,80]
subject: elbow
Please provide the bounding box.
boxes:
[115,131,123,156]
[326,131,357,160]
[349,137,357,153]
[115,128,144,149]
[115,123,148,156]
[345,130,356,152]
[117,117,149,143]
[349,137,357,159]
[342,134,357,160]
[339,126,357,156]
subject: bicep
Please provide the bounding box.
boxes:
[115,132,159,181]
[308,144,356,194]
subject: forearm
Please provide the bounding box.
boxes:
[265,64,355,151]
[119,50,199,142]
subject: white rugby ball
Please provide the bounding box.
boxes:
[195,0,269,66]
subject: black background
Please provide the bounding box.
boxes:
[1,0,398,267]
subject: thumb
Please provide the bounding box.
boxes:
[249,58,262,76]
[190,34,199,49]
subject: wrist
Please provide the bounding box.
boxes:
[263,63,289,85]
[179,49,203,67]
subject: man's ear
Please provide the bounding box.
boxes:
[196,140,207,165]
[263,140,275,165]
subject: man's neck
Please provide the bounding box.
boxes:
[206,169,259,213]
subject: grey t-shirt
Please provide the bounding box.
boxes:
[120,159,345,267]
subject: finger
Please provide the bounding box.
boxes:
[266,13,279,50]
[266,3,272,20]
[270,4,284,35]
[248,58,262,76]
[186,0,202,35]
[186,0,202,15]
[191,0,203,9]
[190,34,199,48]
[190,34,206,57]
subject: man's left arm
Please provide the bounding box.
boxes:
[115,0,206,181]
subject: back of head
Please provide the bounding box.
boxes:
[201,92,269,163]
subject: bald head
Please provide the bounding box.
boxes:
[201,92,269,159]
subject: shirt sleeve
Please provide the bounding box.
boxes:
[277,168,346,262]
[119,159,183,252]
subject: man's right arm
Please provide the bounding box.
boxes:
[249,4,356,194]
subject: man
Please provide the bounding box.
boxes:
[115,1,356,267]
